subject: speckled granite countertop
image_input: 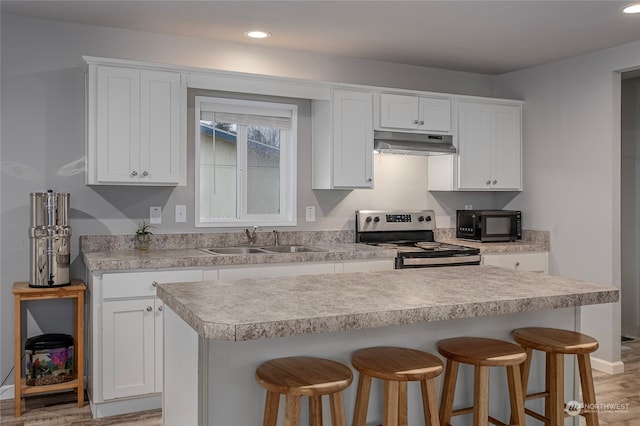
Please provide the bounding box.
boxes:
[156,265,618,341]
[82,243,395,271]
[435,229,550,253]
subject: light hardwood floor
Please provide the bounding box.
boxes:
[1,339,639,425]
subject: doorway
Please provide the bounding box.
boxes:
[621,70,640,338]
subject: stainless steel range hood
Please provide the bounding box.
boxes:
[374,131,456,156]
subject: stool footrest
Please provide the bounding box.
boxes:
[524,408,549,423]
[525,391,549,401]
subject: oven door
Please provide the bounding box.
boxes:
[396,254,481,268]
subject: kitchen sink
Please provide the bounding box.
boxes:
[200,245,327,255]
[200,247,268,255]
[260,245,327,253]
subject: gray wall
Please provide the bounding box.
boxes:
[0,14,497,391]
[495,40,640,366]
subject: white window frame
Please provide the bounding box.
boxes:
[195,96,297,227]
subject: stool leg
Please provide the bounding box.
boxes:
[384,380,400,426]
[284,394,301,426]
[263,391,280,426]
[330,391,347,426]
[420,377,440,426]
[352,374,372,426]
[398,381,408,426]
[520,348,533,394]
[309,395,323,426]
[577,353,599,426]
[473,366,490,426]
[506,365,526,426]
[547,352,564,426]
[439,360,459,426]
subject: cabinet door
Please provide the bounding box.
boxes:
[418,97,451,132]
[102,299,155,400]
[139,70,182,184]
[332,90,374,188]
[457,102,492,190]
[491,105,522,190]
[379,93,419,129]
[96,66,140,183]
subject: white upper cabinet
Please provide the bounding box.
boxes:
[377,93,451,133]
[85,60,186,185]
[312,89,374,189]
[428,100,522,191]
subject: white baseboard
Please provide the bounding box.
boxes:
[0,385,14,400]
[591,356,625,374]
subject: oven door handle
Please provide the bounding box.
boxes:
[400,255,481,266]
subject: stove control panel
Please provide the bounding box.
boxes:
[356,210,436,232]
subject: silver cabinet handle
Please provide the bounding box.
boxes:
[515,261,520,267]
[413,120,419,125]
[486,180,491,185]
[142,171,149,177]
[158,305,163,312]
[419,120,424,125]
[493,179,498,185]
[366,177,373,182]
[152,281,158,287]
[146,306,153,312]
[130,171,138,177]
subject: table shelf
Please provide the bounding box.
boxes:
[12,280,85,417]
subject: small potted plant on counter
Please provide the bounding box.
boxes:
[135,220,154,251]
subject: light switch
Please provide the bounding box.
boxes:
[150,206,162,224]
[175,205,187,223]
[305,206,316,222]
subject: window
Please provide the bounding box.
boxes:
[195,96,297,227]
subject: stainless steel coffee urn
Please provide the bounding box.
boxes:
[29,190,71,287]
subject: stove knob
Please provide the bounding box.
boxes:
[425,215,432,222]
[365,216,372,223]
[418,216,425,222]
[373,216,380,223]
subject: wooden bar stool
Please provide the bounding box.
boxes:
[511,327,599,426]
[351,346,443,426]
[255,356,353,426]
[438,337,527,426]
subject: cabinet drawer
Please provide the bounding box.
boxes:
[102,269,203,299]
[482,253,548,273]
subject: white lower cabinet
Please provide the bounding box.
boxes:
[89,269,203,418]
[481,252,548,273]
[102,298,159,399]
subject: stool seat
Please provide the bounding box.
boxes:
[256,356,353,426]
[511,327,600,426]
[512,327,599,354]
[352,346,443,381]
[351,346,443,426]
[437,336,527,366]
[438,337,527,426]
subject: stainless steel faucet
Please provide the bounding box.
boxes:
[273,230,279,246]
[245,226,258,244]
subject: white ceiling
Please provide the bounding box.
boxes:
[3,0,640,75]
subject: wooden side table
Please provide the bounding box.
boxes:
[12,280,85,417]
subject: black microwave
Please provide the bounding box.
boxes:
[456,210,522,242]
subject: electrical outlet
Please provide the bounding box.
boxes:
[150,206,162,224]
[464,205,473,210]
[175,205,186,223]
[305,206,316,222]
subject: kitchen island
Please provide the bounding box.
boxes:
[157,265,618,425]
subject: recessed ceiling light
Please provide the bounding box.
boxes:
[245,30,271,39]
[623,4,640,13]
